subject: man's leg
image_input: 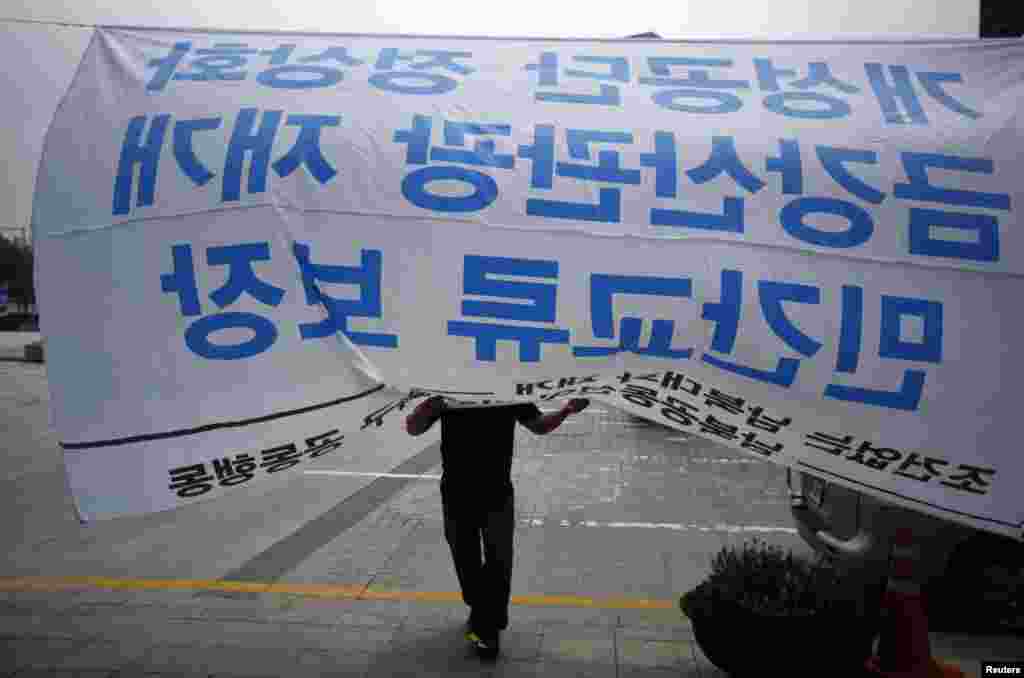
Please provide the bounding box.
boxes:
[442,496,483,624]
[479,493,515,635]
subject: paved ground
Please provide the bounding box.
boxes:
[0,349,1020,677]
[0,331,38,361]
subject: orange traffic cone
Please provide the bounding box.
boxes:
[865,528,964,678]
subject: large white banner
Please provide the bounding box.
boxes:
[31,28,1024,538]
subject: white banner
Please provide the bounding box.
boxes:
[31,28,1024,538]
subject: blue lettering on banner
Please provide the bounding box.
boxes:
[293,243,398,348]
[113,114,171,215]
[395,115,513,212]
[700,270,805,387]
[639,56,750,114]
[895,152,1011,262]
[525,52,629,106]
[370,48,474,95]
[255,44,361,89]
[112,110,341,216]
[772,140,885,249]
[754,58,859,119]
[142,43,984,128]
[824,291,942,410]
[650,135,763,233]
[447,255,570,362]
[145,41,471,93]
[520,126,642,223]
[691,267,944,411]
[223,108,282,201]
[435,253,946,411]
[865,63,982,125]
[117,113,1009,271]
[160,242,284,360]
[573,274,693,358]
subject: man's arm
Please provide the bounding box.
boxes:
[522,398,590,435]
[405,395,447,436]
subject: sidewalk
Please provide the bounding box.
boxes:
[0,583,699,678]
[0,331,40,362]
[2,579,1021,678]
[1,349,1019,677]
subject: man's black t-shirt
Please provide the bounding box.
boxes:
[439,403,542,511]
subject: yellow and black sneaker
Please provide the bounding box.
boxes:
[464,614,479,643]
[472,631,500,661]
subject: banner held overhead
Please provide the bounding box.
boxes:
[31,27,1024,538]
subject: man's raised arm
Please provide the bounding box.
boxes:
[522,398,590,435]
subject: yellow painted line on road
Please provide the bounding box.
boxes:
[0,576,674,610]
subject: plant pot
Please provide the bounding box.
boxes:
[683,590,873,677]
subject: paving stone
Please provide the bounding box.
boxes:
[66,613,222,648]
[0,612,86,641]
[48,641,150,672]
[620,665,703,678]
[1,637,90,671]
[616,637,693,669]
[538,631,615,664]
[8,670,117,678]
[506,606,618,630]
[492,630,542,663]
[492,660,617,678]
[386,626,468,656]
[124,644,303,678]
[1,592,90,615]
[616,608,691,632]
[362,651,496,678]
[290,648,375,678]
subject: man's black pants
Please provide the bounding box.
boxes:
[442,492,515,635]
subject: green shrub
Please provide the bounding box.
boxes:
[683,538,841,617]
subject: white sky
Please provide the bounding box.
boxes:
[0,0,979,239]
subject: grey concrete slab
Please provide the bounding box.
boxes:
[1,637,94,672]
[505,606,619,631]
[124,644,306,678]
[619,666,703,678]
[8,670,116,678]
[388,601,466,630]
[220,442,441,585]
[287,648,376,678]
[282,521,427,589]
[616,635,695,670]
[275,599,404,629]
[0,614,81,642]
[46,640,150,673]
[66,614,230,649]
[492,660,617,678]
[538,627,616,664]
[369,626,502,676]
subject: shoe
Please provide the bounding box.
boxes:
[464,614,478,642]
[472,631,500,661]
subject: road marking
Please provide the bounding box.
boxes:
[517,519,797,534]
[0,576,674,610]
[302,472,794,534]
[304,470,442,480]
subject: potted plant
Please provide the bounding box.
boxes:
[680,538,873,677]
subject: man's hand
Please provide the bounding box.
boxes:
[423,394,447,415]
[406,394,447,436]
[562,398,590,415]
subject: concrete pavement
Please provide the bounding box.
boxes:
[1,356,1020,677]
[0,331,38,362]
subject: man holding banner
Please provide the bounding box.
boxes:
[407,395,590,659]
